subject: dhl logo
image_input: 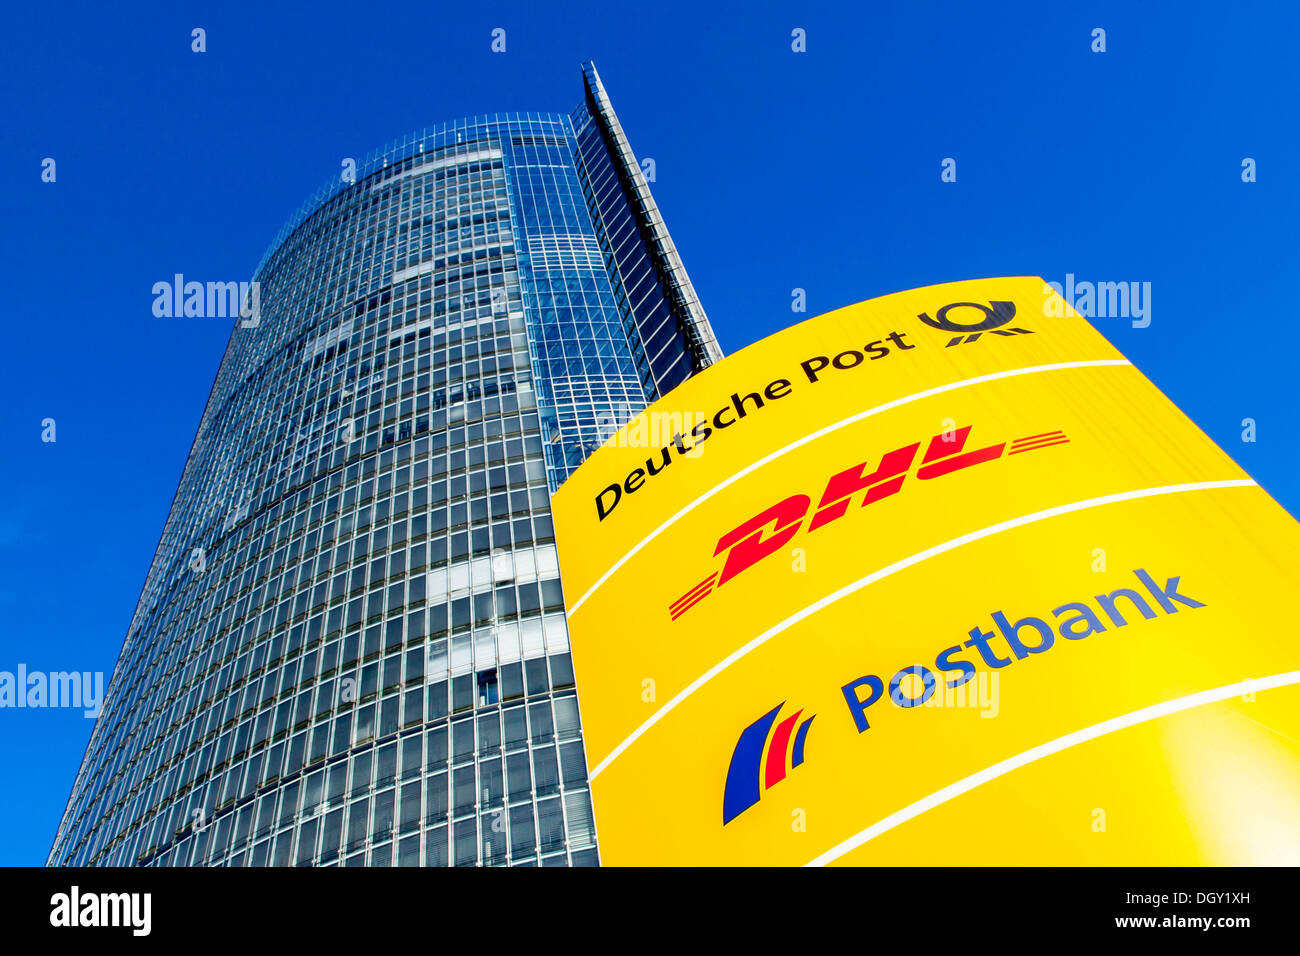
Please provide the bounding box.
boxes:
[669,425,1070,620]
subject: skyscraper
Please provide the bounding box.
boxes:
[48,62,720,867]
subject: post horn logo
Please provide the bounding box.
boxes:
[722,703,816,824]
[917,299,1034,347]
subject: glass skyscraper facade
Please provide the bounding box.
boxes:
[48,63,720,867]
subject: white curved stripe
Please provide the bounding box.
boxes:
[567,359,1132,616]
[588,478,1257,780]
[805,669,1300,867]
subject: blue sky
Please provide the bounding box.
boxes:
[1,0,1295,865]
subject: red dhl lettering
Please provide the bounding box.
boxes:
[669,425,1070,618]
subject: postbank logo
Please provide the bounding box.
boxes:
[722,566,1205,825]
[722,703,816,824]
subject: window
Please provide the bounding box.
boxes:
[477,668,499,706]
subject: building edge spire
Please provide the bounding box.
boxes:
[580,61,724,370]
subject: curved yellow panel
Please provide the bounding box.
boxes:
[551,277,1300,866]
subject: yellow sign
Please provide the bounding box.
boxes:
[551,277,1300,865]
